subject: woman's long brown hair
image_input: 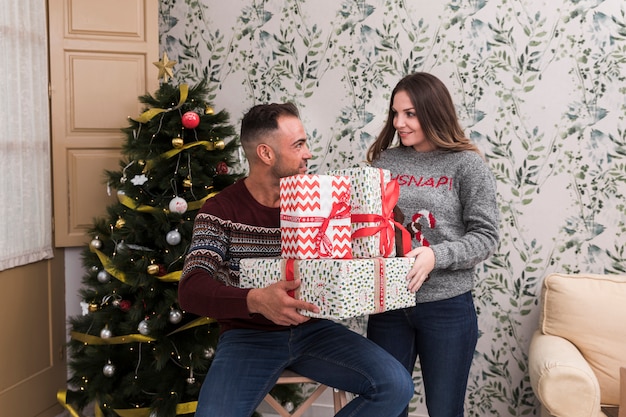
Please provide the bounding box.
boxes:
[367,72,480,163]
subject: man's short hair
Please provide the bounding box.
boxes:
[240,102,299,145]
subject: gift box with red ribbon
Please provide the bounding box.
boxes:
[327,167,411,258]
[280,174,352,259]
[239,257,416,319]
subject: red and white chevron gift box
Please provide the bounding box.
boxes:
[280,174,352,259]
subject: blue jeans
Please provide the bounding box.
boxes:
[195,319,414,417]
[367,292,478,417]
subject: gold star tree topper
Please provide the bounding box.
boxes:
[153,52,177,82]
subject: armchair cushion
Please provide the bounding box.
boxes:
[539,273,626,405]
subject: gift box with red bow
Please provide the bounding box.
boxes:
[280,174,352,259]
[239,257,416,319]
[326,167,410,258]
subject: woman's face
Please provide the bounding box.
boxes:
[392,90,435,152]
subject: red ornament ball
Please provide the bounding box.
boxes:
[216,161,229,175]
[118,300,132,312]
[181,111,200,129]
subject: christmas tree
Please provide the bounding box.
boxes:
[59,54,303,417]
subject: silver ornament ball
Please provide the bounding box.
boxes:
[97,270,110,283]
[166,229,182,245]
[203,347,215,359]
[168,309,183,324]
[100,327,113,339]
[137,319,150,335]
[116,241,127,253]
[284,401,294,412]
[103,362,116,377]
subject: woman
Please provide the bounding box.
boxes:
[366,72,500,417]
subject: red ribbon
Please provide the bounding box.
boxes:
[315,193,351,258]
[285,259,296,298]
[351,178,411,256]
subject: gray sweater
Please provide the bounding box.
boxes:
[372,146,500,303]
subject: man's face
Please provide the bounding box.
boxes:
[270,115,312,178]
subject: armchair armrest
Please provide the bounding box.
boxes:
[529,330,602,417]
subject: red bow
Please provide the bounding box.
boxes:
[315,192,351,257]
[351,178,411,256]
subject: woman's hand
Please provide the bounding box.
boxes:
[404,246,435,293]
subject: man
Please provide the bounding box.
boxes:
[179,102,414,416]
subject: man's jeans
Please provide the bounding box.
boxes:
[195,319,414,417]
[367,292,478,417]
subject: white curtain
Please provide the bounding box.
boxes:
[0,0,53,271]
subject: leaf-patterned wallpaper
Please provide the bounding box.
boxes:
[160,0,626,415]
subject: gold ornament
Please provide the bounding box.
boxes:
[182,177,193,188]
[153,52,177,82]
[205,106,214,115]
[214,140,225,150]
[172,137,184,148]
[88,302,99,313]
[115,218,126,229]
[147,264,160,275]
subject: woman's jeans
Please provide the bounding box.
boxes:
[194,319,414,417]
[367,292,478,417]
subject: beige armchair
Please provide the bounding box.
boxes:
[529,273,626,417]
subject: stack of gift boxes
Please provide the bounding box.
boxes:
[239,167,416,320]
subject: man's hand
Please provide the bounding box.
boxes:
[405,246,435,293]
[247,279,320,326]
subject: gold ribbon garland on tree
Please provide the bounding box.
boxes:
[58,390,200,417]
[131,83,188,123]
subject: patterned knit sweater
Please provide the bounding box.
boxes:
[179,179,305,333]
[372,146,500,303]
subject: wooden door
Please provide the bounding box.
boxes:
[49,0,159,247]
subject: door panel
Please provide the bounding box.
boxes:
[69,148,121,231]
[50,0,158,247]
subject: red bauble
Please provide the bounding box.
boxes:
[216,161,229,175]
[118,300,132,312]
[181,111,200,129]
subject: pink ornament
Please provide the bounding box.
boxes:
[181,111,200,129]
